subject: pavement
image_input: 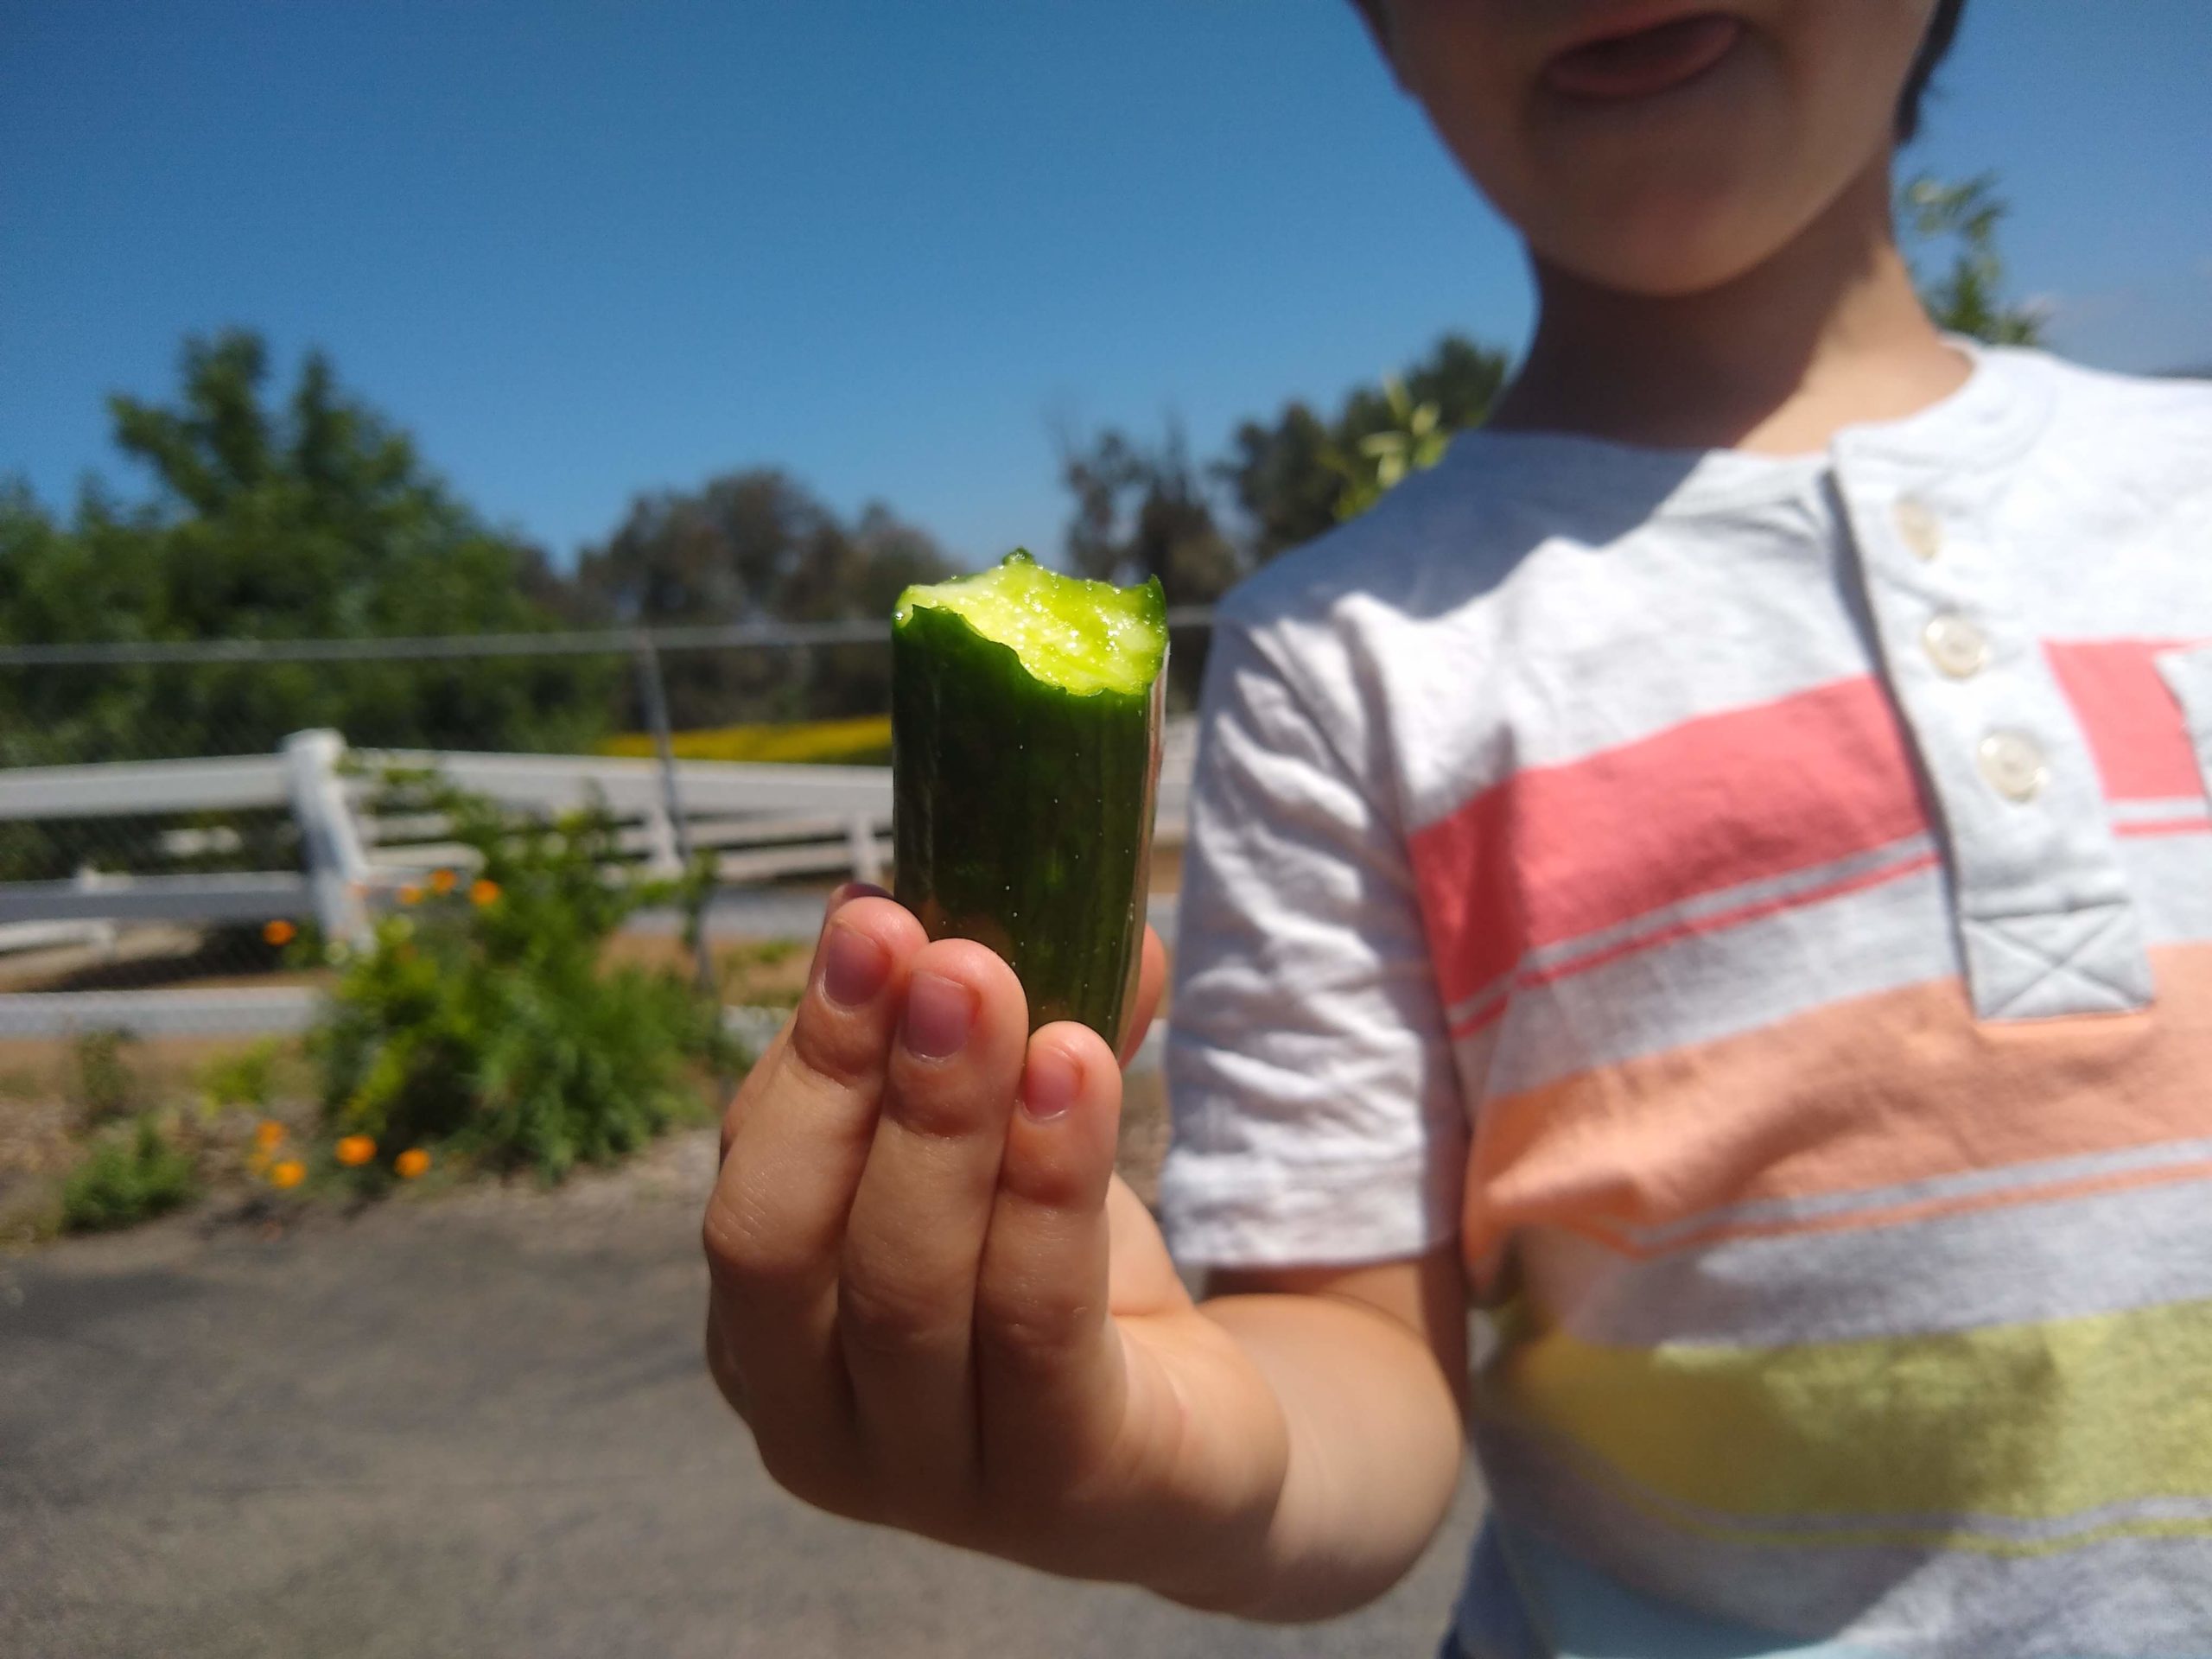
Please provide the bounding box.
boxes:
[0,1131,1482,1658]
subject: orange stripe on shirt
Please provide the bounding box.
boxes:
[1462,943,2212,1278]
[1410,676,1931,1006]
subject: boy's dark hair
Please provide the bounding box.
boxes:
[1896,0,1967,143]
[1347,0,1967,143]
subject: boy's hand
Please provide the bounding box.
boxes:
[702,887,1289,1593]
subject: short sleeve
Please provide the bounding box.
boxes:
[1156,618,1467,1269]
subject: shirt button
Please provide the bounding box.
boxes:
[1978,731,2048,802]
[1923,613,1988,678]
[1894,496,1942,561]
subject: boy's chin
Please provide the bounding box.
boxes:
[1517,179,1848,301]
[1529,222,1797,299]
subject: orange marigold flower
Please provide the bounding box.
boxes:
[469,879,501,907]
[262,918,297,947]
[269,1159,307,1190]
[253,1119,287,1151]
[429,868,457,894]
[397,883,424,906]
[395,1147,431,1179]
[334,1134,376,1167]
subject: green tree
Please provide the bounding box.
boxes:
[1058,422,1242,604]
[0,330,607,771]
[1054,423,1241,709]
[575,469,952,727]
[1221,332,1509,559]
[1900,173,2047,346]
[1328,375,1451,521]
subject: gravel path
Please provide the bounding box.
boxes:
[0,1131,1481,1658]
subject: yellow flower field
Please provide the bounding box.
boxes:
[598,714,891,766]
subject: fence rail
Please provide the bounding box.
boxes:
[0,753,292,818]
[0,721,1196,945]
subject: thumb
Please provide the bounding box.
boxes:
[1116,925,1169,1069]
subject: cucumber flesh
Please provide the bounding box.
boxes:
[891,550,1166,1048]
[893,550,1165,697]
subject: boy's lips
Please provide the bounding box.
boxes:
[1541,10,1745,103]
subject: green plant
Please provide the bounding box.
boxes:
[718,937,804,1010]
[1327,376,1450,523]
[60,1116,200,1232]
[69,1027,140,1128]
[1900,173,2047,346]
[200,1039,285,1112]
[311,772,738,1183]
[722,937,801,977]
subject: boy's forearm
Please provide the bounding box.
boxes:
[1149,1290,1467,1623]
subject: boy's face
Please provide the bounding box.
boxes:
[1373,1,1938,295]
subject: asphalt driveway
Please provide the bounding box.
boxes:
[0,1131,1482,1658]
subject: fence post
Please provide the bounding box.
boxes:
[632,634,716,996]
[283,729,372,948]
[846,813,884,887]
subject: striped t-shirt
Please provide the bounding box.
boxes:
[1158,346,2212,1657]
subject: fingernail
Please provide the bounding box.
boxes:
[821,924,891,1008]
[902,971,975,1059]
[1020,1045,1083,1122]
[826,880,890,914]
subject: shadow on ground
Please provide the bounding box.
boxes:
[0,1131,1482,1658]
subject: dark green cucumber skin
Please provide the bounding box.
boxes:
[891,600,1163,1050]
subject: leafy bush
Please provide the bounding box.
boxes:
[200,1039,284,1112]
[311,773,736,1182]
[69,1027,140,1128]
[61,1117,200,1232]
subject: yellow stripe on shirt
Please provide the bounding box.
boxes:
[1485,1293,2212,1531]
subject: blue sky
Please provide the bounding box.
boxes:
[3,1,2208,573]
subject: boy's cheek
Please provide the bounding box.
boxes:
[1373,0,1940,297]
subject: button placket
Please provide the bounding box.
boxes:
[1834,453,2152,1020]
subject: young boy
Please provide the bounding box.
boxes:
[703,2,2212,1651]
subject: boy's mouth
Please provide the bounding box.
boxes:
[1541,10,1745,103]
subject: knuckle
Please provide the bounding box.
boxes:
[789,1000,883,1092]
[701,1191,810,1299]
[883,1075,1000,1143]
[836,1264,957,1363]
[976,1274,1090,1368]
[994,1152,1093,1211]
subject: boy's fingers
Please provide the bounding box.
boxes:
[973,1020,1128,1498]
[836,938,1029,1512]
[716,885,906,1159]
[702,895,925,1438]
[824,879,892,913]
[1116,925,1170,1069]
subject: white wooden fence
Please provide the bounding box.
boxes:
[0,723,1197,949]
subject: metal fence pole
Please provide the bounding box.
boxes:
[631,635,716,997]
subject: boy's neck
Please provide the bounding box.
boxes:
[1491,159,1972,454]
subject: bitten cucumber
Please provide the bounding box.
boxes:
[890,550,1166,1050]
